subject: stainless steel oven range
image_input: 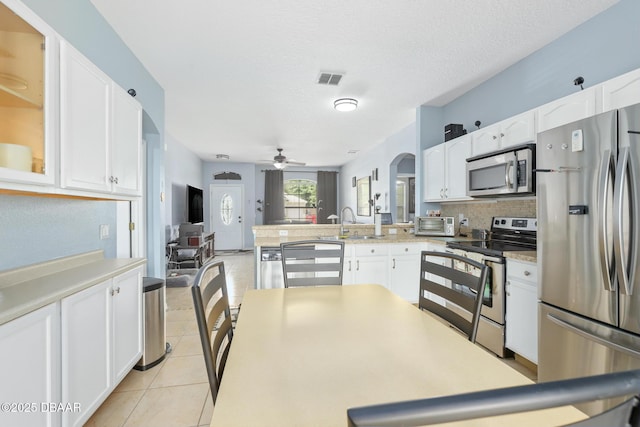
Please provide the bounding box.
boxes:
[445,217,537,357]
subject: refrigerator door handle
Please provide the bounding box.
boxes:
[597,149,615,292]
[613,147,636,295]
[547,312,640,359]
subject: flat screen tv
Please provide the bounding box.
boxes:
[187,185,204,224]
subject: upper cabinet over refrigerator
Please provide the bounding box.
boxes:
[0,0,57,186]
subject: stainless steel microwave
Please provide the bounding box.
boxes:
[415,216,455,236]
[466,144,535,197]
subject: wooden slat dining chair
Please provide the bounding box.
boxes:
[280,240,345,288]
[347,369,640,427]
[191,260,233,404]
[418,251,488,343]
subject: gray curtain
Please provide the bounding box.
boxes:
[316,171,338,224]
[264,169,284,225]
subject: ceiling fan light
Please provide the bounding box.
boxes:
[334,98,358,112]
[274,162,286,169]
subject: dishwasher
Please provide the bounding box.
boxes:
[259,246,284,289]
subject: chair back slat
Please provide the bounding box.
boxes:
[347,369,640,427]
[280,240,345,288]
[192,261,234,405]
[418,251,488,343]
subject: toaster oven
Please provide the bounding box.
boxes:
[415,216,455,236]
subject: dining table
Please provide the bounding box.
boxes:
[209,284,586,426]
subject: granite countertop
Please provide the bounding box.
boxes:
[254,234,471,247]
[0,250,146,326]
[504,251,537,263]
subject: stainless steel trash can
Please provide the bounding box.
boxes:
[134,277,168,370]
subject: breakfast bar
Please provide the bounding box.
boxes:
[210,284,585,426]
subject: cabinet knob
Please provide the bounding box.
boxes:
[370,249,375,253]
[492,135,497,140]
[524,270,531,276]
[500,133,505,138]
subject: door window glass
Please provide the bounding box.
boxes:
[221,193,233,225]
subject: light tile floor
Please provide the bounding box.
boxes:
[86,251,254,427]
[87,249,535,426]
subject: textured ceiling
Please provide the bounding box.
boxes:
[90,0,618,167]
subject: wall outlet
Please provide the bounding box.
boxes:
[279,230,288,237]
[100,224,109,240]
[458,213,464,222]
[460,218,469,227]
[388,228,397,235]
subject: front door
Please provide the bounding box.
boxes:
[210,184,244,250]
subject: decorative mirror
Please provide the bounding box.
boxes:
[356,176,371,216]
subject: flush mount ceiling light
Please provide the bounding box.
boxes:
[334,98,358,112]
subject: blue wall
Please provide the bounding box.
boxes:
[1,0,166,274]
[0,195,116,270]
[439,0,640,139]
[337,0,640,220]
[340,122,416,223]
[165,132,203,241]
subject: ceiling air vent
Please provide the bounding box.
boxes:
[317,72,343,86]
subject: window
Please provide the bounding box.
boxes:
[284,179,317,223]
[220,193,233,225]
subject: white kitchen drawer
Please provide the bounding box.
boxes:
[507,259,537,284]
[389,242,423,256]
[354,244,389,257]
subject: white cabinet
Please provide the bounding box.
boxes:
[601,67,640,112]
[389,243,423,303]
[61,279,110,427]
[61,267,143,427]
[112,267,143,382]
[0,302,60,427]
[471,111,535,156]
[423,135,471,202]
[111,85,143,196]
[342,244,355,284]
[505,259,538,363]
[537,87,597,133]
[353,244,389,287]
[423,144,445,201]
[60,40,142,197]
[60,40,110,194]
[0,0,58,187]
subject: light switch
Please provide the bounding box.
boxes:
[572,129,584,152]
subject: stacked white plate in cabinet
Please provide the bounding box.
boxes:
[0,142,32,171]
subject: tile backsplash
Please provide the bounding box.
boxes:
[441,198,536,232]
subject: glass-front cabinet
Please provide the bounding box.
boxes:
[0,0,56,186]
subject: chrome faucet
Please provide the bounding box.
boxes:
[340,206,356,235]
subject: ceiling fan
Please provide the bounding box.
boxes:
[261,148,306,169]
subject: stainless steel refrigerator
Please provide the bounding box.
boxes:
[537,102,640,415]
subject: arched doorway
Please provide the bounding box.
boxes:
[389,153,415,223]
